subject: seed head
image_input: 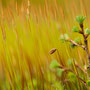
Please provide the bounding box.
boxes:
[49,48,57,54]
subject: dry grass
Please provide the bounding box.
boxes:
[0,0,90,89]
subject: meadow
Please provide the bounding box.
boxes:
[0,0,90,90]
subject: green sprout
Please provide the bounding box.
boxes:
[85,28,90,35]
[60,16,90,75]
[70,43,76,48]
[50,16,90,89]
[60,33,69,42]
[64,33,69,40]
[72,26,80,32]
[76,16,86,24]
[60,34,65,42]
[60,16,90,68]
[74,37,81,44]
[56,68,64,77]
[67,72,76,82]
[50,60,60,69]
[87,80,90,86]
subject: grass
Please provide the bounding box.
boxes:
[0,0,90,89]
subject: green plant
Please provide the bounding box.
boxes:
[60,16,90,68]
[76,16,86,24]
[49,16,90,89]
[87,80,90,86]
[50,60,60,69]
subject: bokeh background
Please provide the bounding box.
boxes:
[0,0,90,89]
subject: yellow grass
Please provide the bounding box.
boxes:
[0,0,90,89]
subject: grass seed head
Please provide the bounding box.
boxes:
[49,48,57,54]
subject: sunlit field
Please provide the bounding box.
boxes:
[0,0,90,90]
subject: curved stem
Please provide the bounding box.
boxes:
[68,39,85,50]
[80,24,90,67]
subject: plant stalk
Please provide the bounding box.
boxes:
[80,24,90,67]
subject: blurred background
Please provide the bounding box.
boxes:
[0,0,90,89]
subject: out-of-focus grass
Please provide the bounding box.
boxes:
[0,0,90,89]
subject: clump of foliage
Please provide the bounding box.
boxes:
[60,16,90,67]
[50,16,90,89]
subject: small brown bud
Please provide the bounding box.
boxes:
[49,48,57,54]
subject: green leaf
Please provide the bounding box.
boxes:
[67,72,76,81]
[60,34,69,42]
[50,60,60,69]
[67,58,72,66]
[72,26,79,32]
[76,16,86,24]
[70,43,75,48]
[85,28,90,35]
[70,37,81,48]
[59,34,65,42]
[56,68,64,77]
[87,80,90,86]
[64,34,69,40]
[74,37,81,44]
